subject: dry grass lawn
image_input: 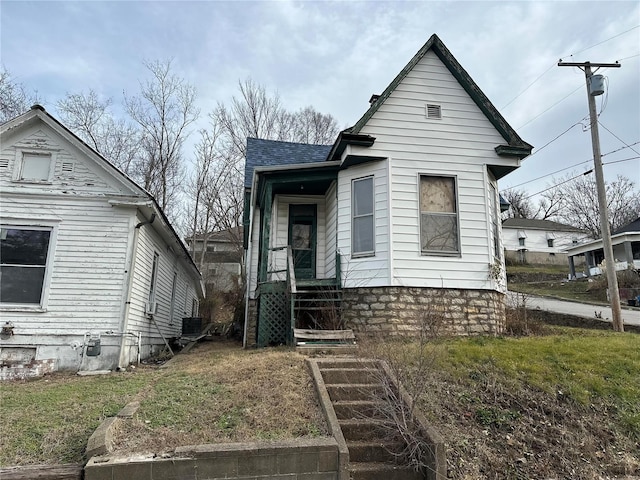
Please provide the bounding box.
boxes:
[111,340,328,455]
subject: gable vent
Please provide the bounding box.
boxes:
[426,104,442,119]
[0,159,9,168]
[61,162,74,173]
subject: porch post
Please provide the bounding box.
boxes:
[623,241,633,266]
[568,255,576,279]
[259,181,273,283]
[585,251,592,277]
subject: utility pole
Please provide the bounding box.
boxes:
[558,60,623,332]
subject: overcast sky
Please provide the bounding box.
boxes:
[2,1,639,198]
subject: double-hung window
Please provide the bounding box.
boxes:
[0,226,53,306]
[352,176,375,256]
[420,175,460,255]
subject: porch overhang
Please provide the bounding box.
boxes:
[254,162,341,208]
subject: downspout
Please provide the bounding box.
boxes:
[117,212,156,369]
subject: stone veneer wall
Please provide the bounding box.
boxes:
[341,287,506,336]
[245,298,258,347]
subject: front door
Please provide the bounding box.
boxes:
[288,204,317,280]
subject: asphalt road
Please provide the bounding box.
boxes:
[506,291,640,327]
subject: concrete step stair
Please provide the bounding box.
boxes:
[325,383,383,402]
[320,367,381,385]
[333,400,384,420]
[339,419,387,441]
[316,359,378,369]
[347,440,403,463]
[349,461,423,480]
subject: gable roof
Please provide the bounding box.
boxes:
[347,34,532,158]
[1,105,203,291]
[613,217,640,235]
[502,218,584,233]
[244,137,332,188]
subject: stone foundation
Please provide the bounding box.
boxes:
[342,287,505,336]
[245,298,258,347]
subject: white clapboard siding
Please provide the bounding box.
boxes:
[356,49,505,290]
[0,194,132,333]
[1,126,130,195]
[325,181,338,278]
[336,160,390,288]
[126,214,199,346]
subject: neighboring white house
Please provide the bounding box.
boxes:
[0,106,204,378]
[502,218,588,265]
[243,34,533,347]
[566,217,640,277]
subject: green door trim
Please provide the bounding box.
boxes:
[288,204,317,280]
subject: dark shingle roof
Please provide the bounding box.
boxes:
[613,217,640,235]
[502,218,583,232]
[244,138,333,188]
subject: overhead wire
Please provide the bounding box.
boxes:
[515,84,584,130]
[500,25,639,113]
[502,142,640,191]
[598,121,640,155]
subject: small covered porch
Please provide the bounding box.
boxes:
[567,231,640,278]
[246,161,346,347]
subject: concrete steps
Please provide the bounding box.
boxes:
[317,358,424,480]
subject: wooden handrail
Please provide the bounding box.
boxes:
[286,245,297,294]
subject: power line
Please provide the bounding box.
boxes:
[598,121,640,155]
[500,26,639,112]
[502,143,640,191]
[516,84,584,130]
[602,155,640,166]
[559,25,640,60]
[616,53,640,62]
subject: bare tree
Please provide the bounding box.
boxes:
[0,67,35,122]
[56,90,141,174]
[291,105,340,144]
[548,173,640,238]
[125,59,199,212]
[500,188,536,219]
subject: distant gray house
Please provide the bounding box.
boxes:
[502,218,588,265]
[187,226,244,293]
[566,217,640,277]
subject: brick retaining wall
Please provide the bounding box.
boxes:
[342,287,505,336]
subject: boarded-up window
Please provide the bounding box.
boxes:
[352,176,375,255]
[0,226,52,305]
[420,175,459,254]
[19,153,51,182]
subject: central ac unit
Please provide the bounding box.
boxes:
[145,301,158,315]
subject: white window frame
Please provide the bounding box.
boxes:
[419,174,461,256]
[489,183,500,261]
[169,271,178,325]
[351,176,375,257]
[148,252,159,305]
[13,150,56,184]
[0,223,57,311]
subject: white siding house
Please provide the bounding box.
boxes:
[243,34,532,346]
[0,106,203,377]
[502,218,589,265]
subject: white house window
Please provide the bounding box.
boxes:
[18,153,52,182]
[0,226,52,305]
[169,271,178,325]
[420,175,459,254]
[148,252,159,305]
[352,176,375,256]
[518,230,527,247]
[547,239,554,248]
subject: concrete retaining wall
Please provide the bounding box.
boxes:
[85,438,340,480]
